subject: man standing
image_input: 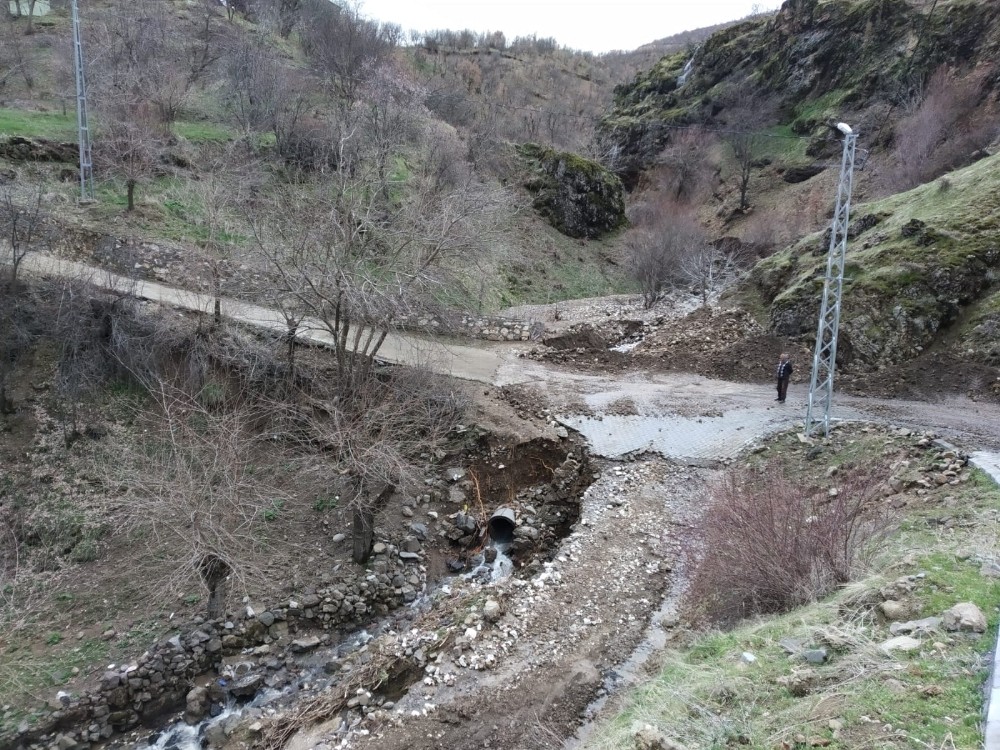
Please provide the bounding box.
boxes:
[775,352,793,403]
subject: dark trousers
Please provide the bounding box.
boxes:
[777,376,790,402]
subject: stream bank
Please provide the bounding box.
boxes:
[5,436,593,750]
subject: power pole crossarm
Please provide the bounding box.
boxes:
[804,123,858,437]
[72,0,95,203]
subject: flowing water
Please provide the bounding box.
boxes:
[677,54,696,86]
[130,542,516,750]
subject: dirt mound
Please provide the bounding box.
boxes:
[636,307,808,382]
[841,351,1000,403]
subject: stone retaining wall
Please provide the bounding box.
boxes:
[6,550,427,750]
[393,313,544,342]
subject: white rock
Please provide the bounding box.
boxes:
[880,635,921,653]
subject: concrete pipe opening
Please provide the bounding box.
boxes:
[488,508,516,544]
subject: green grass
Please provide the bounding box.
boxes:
[0,631,124,733]
[0,107,75,140]
[174,120,234,143]
[760,124,808,161]
[500,249,632,307]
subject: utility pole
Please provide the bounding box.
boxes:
[804,123,858,437]
[71,0,95,203]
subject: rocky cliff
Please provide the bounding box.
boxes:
[601,0,1000,182]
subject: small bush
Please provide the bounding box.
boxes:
[313,495,339,512]
[263,498,285,522]
[689,463,889,624]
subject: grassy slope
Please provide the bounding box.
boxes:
[0,3,638,311]
[585,428,1000,750]
[745,151,1000,363]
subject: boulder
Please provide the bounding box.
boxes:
[942,602,987,633]
[483,599,502,623]
[290,636,322,652]
[229,673,264,698]
[634,724,686,750]
[518,143,627,239]
[879,600,910,622]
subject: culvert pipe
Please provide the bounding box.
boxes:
[487,507,516,544]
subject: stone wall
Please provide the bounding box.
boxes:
[6,550,427,750]
[395,313,544,342]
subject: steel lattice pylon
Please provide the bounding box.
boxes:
[804,126,859,437]
[72,0,95,203]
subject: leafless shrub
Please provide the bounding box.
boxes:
[222,34,286,137]
[884,64,999,192]
[1,186,43,286]
[111,386,288,620]
[655,128,718,205]
[688,463,890,624]
[50,278,114,447]
[299,0,400,102]
[625,205,708,309]
[678,241,748,306]
[89,0,220,129]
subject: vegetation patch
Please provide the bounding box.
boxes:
[584,425,1000,750]
[751,150,1000,367]
[0,108,75,141]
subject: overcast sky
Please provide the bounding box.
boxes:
[358,0,784,54]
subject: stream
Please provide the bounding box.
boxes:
[677,51,697,86]
[131,544,516,750]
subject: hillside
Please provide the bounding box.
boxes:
[591,0,1000,397]
[5,1,1000,749]
[0,0,635,312]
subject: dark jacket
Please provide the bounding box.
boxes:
[777,361,793,379]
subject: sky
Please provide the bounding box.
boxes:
[358,0,785,54]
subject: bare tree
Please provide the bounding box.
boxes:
[249,125,512,396]
[90,0,220,129]
[222,34,287,137]
[625,211,707,309]
[0,284,34,414]
[656,128,718,204]
[285,366,466,564]
[716,89,772,212]
[0,11,37,92]
[626,190,695,303]
[9,0,38,34]
[113,386,288,620]
[191,151,257,328]
[244,89,510,559]
[96,102,161,211]
[1,186,44,287]
[51,278,108,447]
[299,0,401,102]
[726,128,766,213]
[678,241,746,306]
